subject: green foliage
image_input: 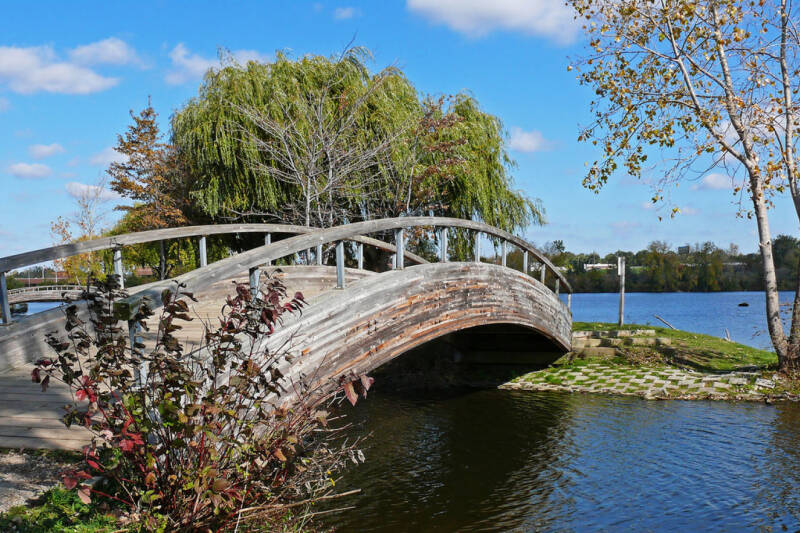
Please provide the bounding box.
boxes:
[0,487,119,533]
[171,49,542,236]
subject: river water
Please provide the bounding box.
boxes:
[319,291,800,532]
[563,290,795,350]
[325,388,800,532]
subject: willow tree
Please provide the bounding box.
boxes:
[171,48,542,243]
[570,0,800,372]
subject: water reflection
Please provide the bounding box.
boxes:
[325,390,800,531]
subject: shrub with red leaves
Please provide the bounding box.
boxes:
[34,274,370,531]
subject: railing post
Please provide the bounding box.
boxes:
[316,244,323,266]
[113,247,125,289]
[0,272,10,325]
[357,242,364,270]
[501,241,507,267]
[336,241,345,288]
[439,228,448,263]
[395,228,405,269]
[249,266,260,298]
[555,279,560,295]
[129,320,147,387]
[522,250,528,274]
[540,264,546,283]
[198,236,207,268]
[474,232,481,262]
[264,233,271,266]
[568,293,572,311]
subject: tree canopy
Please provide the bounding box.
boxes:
[569,0,800,371]
[170,49,542,234]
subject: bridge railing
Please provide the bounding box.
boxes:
[0,218,572,324]
[8,285,85,295]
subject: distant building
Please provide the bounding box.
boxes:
[584,263,615,272]
[678,245,691,255]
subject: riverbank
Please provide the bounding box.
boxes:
[502,323,800,401]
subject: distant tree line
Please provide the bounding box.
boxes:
[536,237,800,293]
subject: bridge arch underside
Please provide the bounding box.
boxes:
[270,262,572,392]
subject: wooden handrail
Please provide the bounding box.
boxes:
[110,217,570,320]
[0,224,427,273]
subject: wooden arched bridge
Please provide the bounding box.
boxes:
[0,217,572,448]
[7,285,85,304]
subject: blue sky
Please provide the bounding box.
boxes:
[1,0,797,261]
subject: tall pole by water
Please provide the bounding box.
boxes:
[618,256,626,326]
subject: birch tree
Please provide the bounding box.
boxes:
[569,0,800,372]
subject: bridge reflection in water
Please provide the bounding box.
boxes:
[0,217,571,449]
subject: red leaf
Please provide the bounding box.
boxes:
[77,484,92,504]
[31,368,41,383]
[76,388,87,401]
[63,474,78,490]
[360,374,374,395]
[343,381,358,406]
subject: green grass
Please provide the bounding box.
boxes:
[0,488,119,533]
[573,322,777,372]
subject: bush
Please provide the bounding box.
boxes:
[33,274,371,531]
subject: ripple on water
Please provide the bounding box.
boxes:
[323,389,800,532]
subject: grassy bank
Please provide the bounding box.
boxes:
[572,321,777,372]
[505,322,798,401]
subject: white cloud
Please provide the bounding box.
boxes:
[641,201,657,210]
[69,37,143,67]
[0,45,118,94]
[28,143,65,159]
[334,6,360,19]
[508,127,554,153]
[692,173,732,191]
[8,162,52,179]
[65,181,120,202]
[165,44,269,85]
[407,0,578,44]
[0,97,8,112]
[89,146,127,167]
[681,206,700,215]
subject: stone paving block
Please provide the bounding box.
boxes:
[655,337,672,345]
[728,377,749,386]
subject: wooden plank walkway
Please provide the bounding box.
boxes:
[0,366,91,450]
[0,266,371,450]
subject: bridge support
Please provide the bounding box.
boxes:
[540,264,546,283]
[555,279,560,295]
[501,241,507,267]
[113,248,125,289]
[439,228,448,262]
[264,233,271,266]
[523,250,528,274]
[474,232,481,262]
[316,244,323,266]
[357,242,364,270]
[395,228,404,269]
[336,241,345,288]
[198,236,207,268]
[0,272,9,325]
